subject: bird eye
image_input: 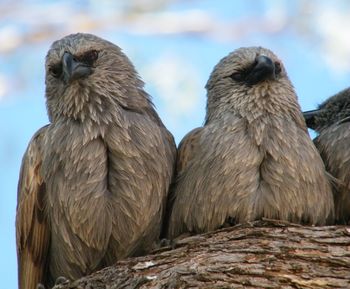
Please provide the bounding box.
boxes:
[80,50,99,66]
[230,72,245,81]
[275,61,282,74]
[48,63,62,78]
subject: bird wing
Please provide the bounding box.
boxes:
[176,127,204,174]
[165,127,204,238]
[314,122,350,222]
[16,125,50,289]
[104,112,176,259]
[44,126,114,277]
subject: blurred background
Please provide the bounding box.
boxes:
[1,0,350,288]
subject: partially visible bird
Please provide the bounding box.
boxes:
[16,33,176,289]
[303,88,350,224]
[166,47,334,239]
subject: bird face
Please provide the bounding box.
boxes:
[206,46,285,88]
[46,34,104,95]
[48,49,97,84]
[44,33,143,122]
[205,47,295,122]
[230,53,281,86]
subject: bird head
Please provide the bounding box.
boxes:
[303,88,350,132]
[205,47,299,123]
[45,33,152,123]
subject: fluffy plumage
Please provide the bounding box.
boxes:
[304,88,350,223]
[166,47,334,239]
[16,33,176,289]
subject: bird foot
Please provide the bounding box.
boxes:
[37,283,46,289]
[54,276,70,287]
[159,238,171,247]
[55,276,70,285]
[36,276,70,289]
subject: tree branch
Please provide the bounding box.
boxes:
[53,220,350,289]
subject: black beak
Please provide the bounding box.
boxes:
[303,109,323,129]
[247,55,275,85]
[62,52,92,83]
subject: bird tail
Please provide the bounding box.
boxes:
[18,219,49,289]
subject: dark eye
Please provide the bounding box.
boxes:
[230,72,245,81]
[275,61,282,74]
[48,63,62,78]
[79,50,99,66]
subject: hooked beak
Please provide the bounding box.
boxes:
[303,109,323,129]
[62,52,92,83]
[247,55,276,85]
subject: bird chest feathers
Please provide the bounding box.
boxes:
[179,115,329,230]
[34,106,174,285]
[216,111,299,160]
[41,121,108,210]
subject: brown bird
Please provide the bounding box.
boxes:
[166,47,334,239]
[16,33,176,289]
[303,88,350,224]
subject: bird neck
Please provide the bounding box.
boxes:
[205,82,305,129]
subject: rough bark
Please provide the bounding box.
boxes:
[53,220,350,289]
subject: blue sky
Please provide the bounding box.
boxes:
[1,1,350,288]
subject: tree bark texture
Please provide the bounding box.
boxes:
[53,220,350,289]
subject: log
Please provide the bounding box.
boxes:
[53,220,350,289]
